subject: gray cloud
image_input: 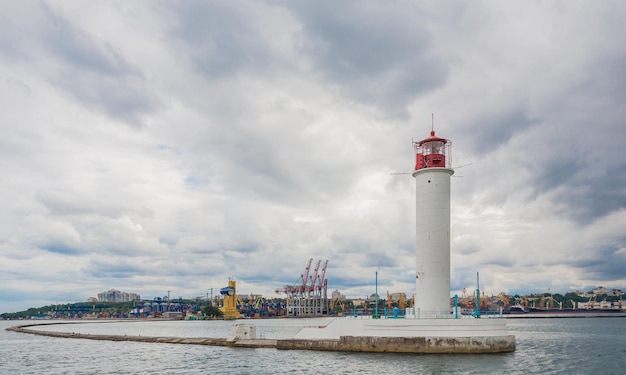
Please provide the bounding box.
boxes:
[4,3,163,125]
[290,1,448,115]
[1,1,625,313]
[165,0,281,78]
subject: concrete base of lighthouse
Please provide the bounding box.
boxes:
[284,317,515,353]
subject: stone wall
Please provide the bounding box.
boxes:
[277,335,516,353]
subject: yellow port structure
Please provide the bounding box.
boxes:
[219,279,240,320]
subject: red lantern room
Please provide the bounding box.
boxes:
[413,130,451,171]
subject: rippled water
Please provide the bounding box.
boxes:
[2,318,625,374]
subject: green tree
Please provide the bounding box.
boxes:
[202,305,223,319]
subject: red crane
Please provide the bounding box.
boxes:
[299,258,313,293]
[275,258,329,300]
[317,260,329,292]
[308,260,322,293]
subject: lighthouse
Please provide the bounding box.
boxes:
[292,126,514,352]
[412,129,454,317]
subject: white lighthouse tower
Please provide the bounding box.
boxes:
[412,129,454,317]
[292,126,514,353]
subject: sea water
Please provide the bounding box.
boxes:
[1,317,625,374]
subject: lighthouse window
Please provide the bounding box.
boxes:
[424,141,444,155]
[433,142,443,154]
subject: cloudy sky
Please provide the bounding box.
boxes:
[2,1,625,313]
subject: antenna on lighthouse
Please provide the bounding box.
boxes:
[431,113,434,132]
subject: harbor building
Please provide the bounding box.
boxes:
[97,289,140,303]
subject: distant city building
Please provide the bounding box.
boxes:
[577,286,623,298]
[331,290,346,301]
[593,286,609,295]
[87,297,98,303]
[244,293,263,301]
[97,289,141,302]
[389,293,406,303]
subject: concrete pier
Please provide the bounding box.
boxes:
[279,335,515,354]
[6,323,277,349]
[7,318,515,354]
[293,316,511,339]
[290,316,515,353]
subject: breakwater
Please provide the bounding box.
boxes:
[278,335,515,353]
[6,321,514,353]
[6,323,276,349]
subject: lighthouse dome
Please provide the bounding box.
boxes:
[413,130,451,170]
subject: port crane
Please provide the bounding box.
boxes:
[275,258,329,317]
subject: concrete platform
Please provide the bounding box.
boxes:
[7,318,515,354]
[289,316,515,353]
[5,324,277,348]
[294,316,511,339]
[279,335,515,353]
